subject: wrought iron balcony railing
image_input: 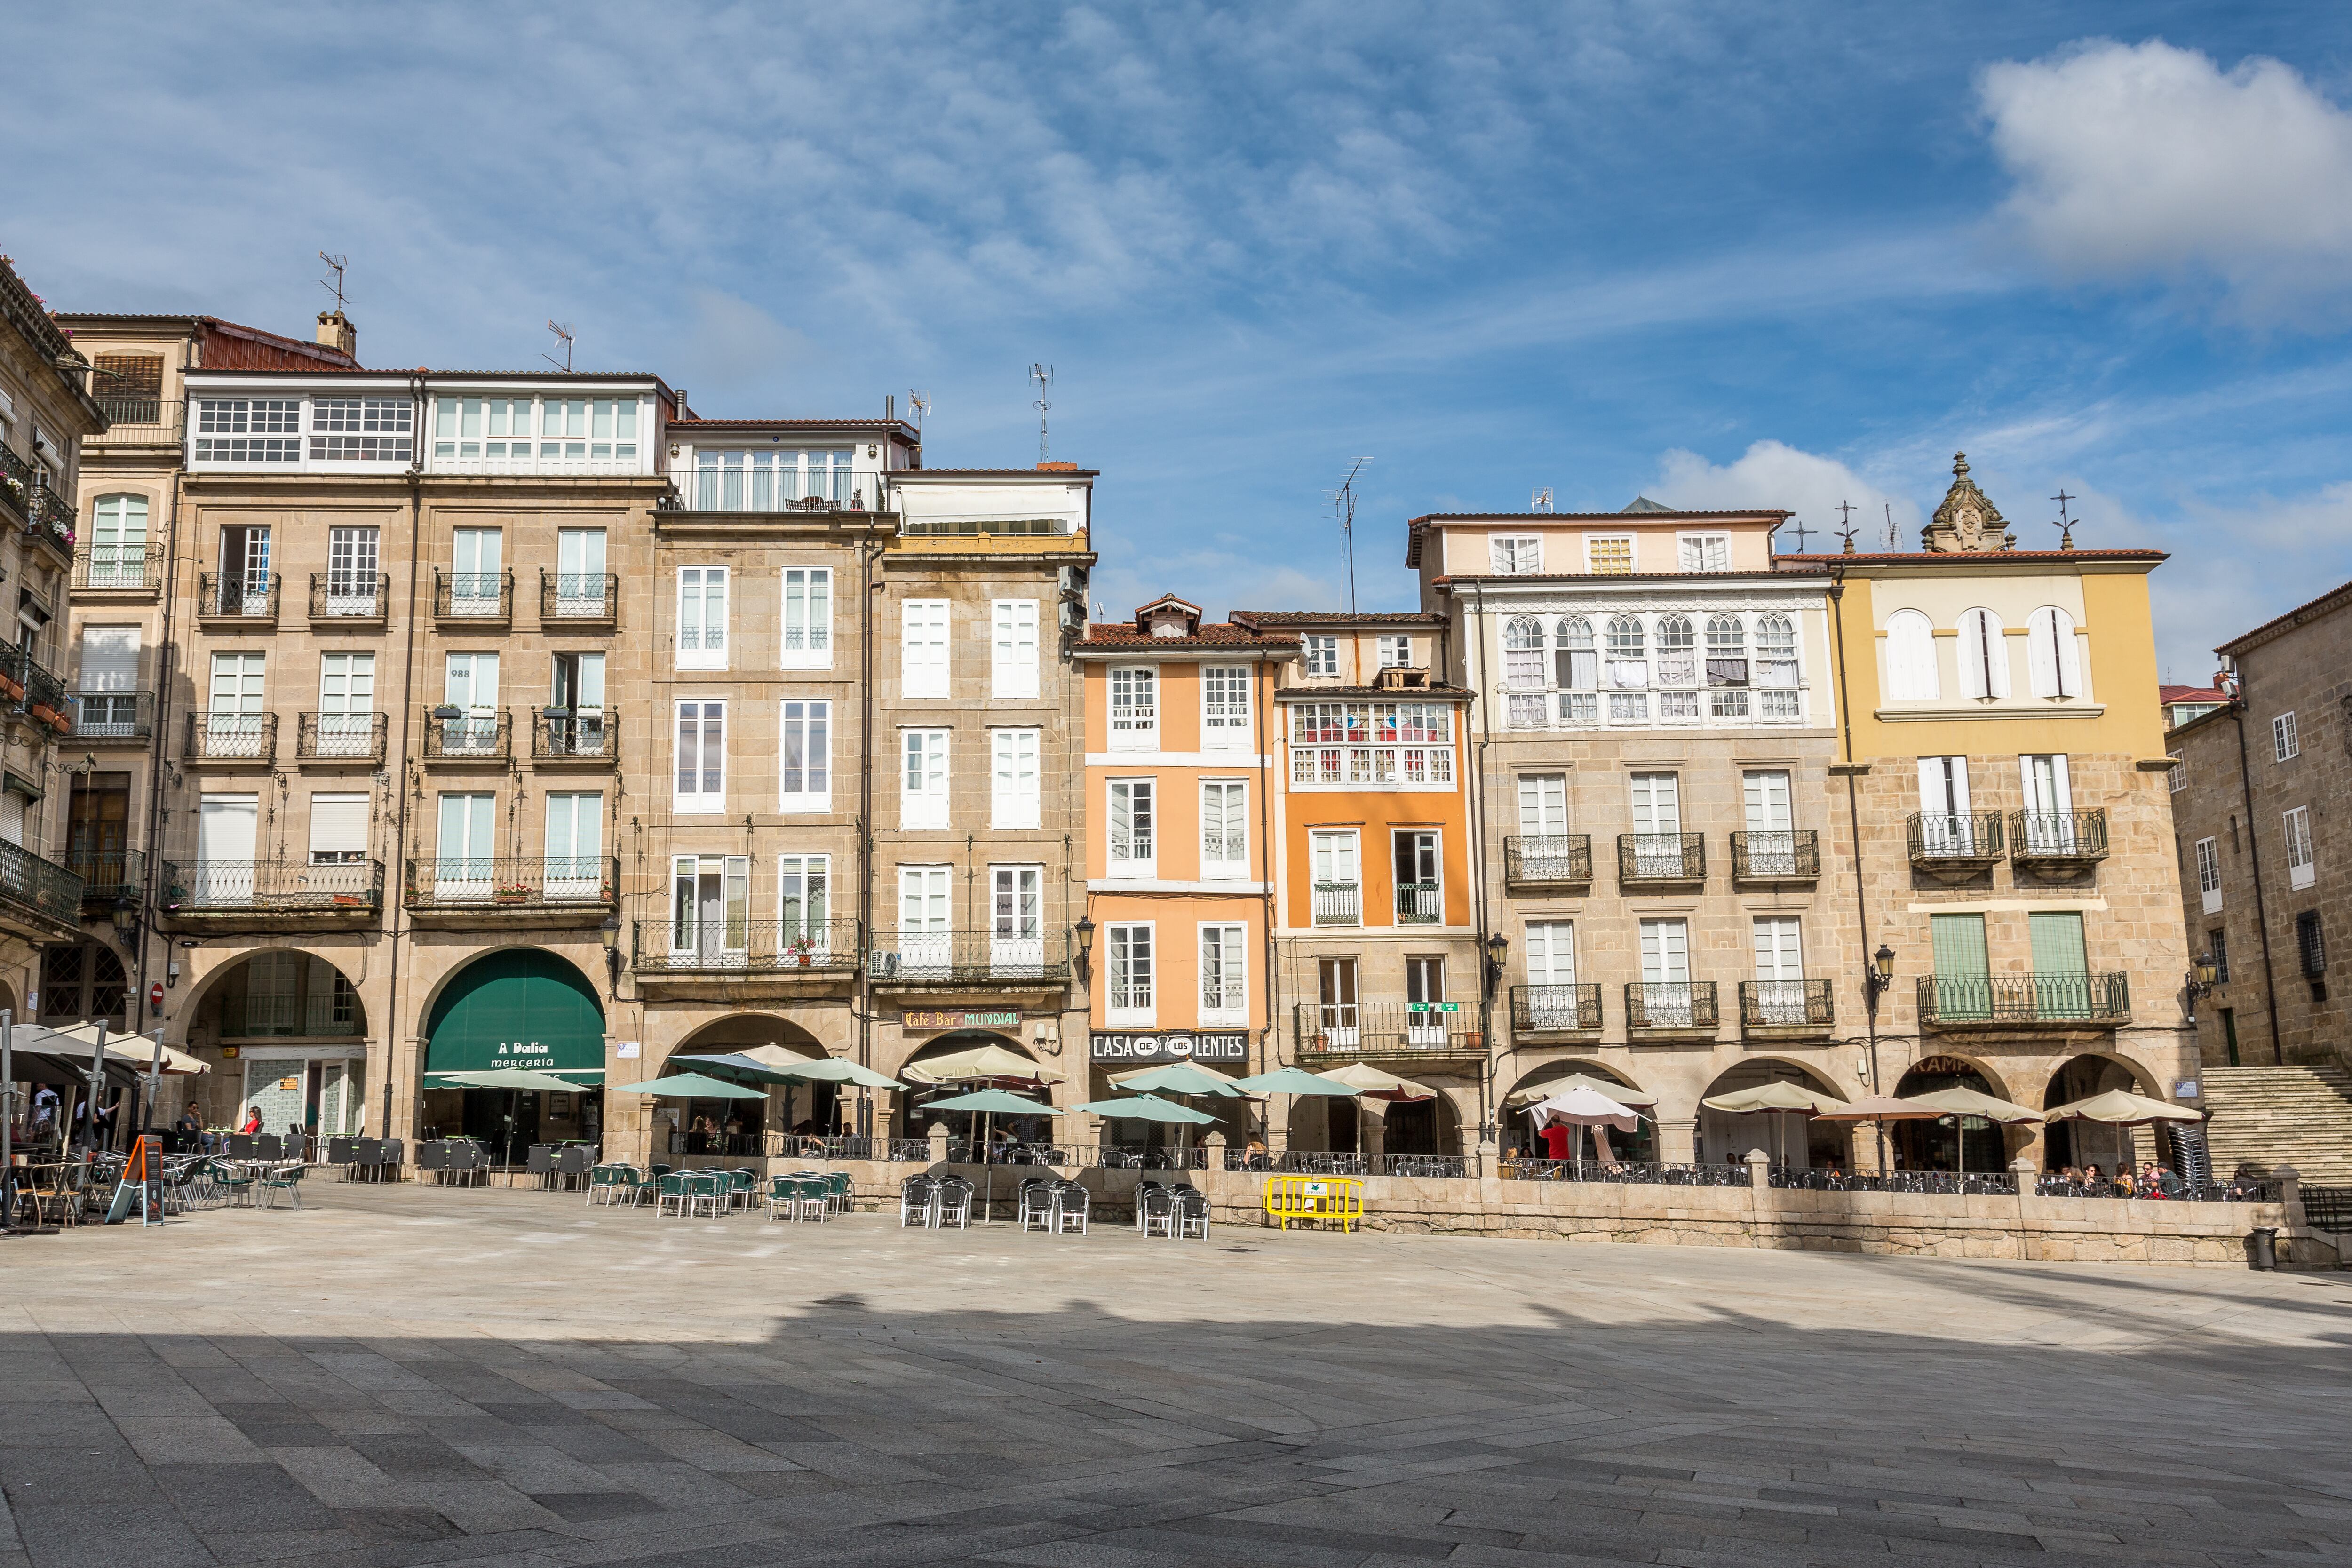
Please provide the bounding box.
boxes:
[0,839,84,932]
[183,711,277,763]
[540,570,617,622]
[422,708,510,761]
[1395,879,1441,923]
[633,917,863,975]
[1618,832,1706,883]
[297,712,387,762]
[1625,981,1719,1032]
[66,847,143,905]
[91,395,180,436]
[532,707,616,762]
[1916,973,2130,1027]
[434,569,513,620]
[2009,810,2109,865]
[1907,812,2004,863]
[73,544,164,592]
[1293,1000,1477,1056]
[197,571,279,621]
[866,929,1072,986]
[72,691,153,746]
[0,643,68,722]
[406,856,618,916]
[1510,983,1603,1034]
[0,445,32,523]
[27,480,73,553]
[1731,830,1819,882]
[1312,882,1359,926]
[1503,834,1591,885]
[309,572,390,621]
[1739,979,1834,1030]
[163,858,383,917]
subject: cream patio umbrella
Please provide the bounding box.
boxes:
[1700,1081,1849,1169]
[1898,1085,2042,1178]
[2042,1088,2201,1126]
[1314,1063,1435,1101]
[902,1043,1065,1087]
[1524,1085,1643,1176]
[1503,1072,1657,1110]
[1811,1094,1948,1174]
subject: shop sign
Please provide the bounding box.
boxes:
[2176,1080,2199,1098]
[1090,1031,1249,1064]
[1406,1002,1460,1013]
[904,1010,1021,1030]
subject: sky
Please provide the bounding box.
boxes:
[8,2,2352,680]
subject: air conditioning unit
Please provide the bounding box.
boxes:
[1058,564,1089,599]
[868,951,901,979]
[1059,599,1087,633]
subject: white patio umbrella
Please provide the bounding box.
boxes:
[1525,1085,1642,1175]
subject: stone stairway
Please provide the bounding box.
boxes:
[2199,1065,2352,1185]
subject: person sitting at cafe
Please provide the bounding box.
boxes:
[173,1101,202,1153]
[239,1106,262,1136]
[1243,1137,1269,1171]
[722,1114,743,1154]
[2081,1163,2103,1190]
[1538,1122,1573,1163]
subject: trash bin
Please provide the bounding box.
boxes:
[2249,1226,2279,1270]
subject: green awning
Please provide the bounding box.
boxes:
[423,950,606,1080]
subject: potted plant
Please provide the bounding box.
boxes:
[28,702,56,725]
[787,932,818,967]
[494,882,531,905]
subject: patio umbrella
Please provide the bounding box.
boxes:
[1811,1094,1947,1173]
[1232,1067,1359,1095]
[916,1088,1063,1216]
[52,1023,211,1076]
[1701,1081,1847,1168]
[428,1067,595,1171]
[1525,1085,1641,1176]
[2042,1088,2201,1125]
[1075,1094,1216,1123]
[1315,1063,1435,1101]
[771,1056,903,1089]
[1110,1061,1248,1097]
[903,1043,1064,1086]
[1899,1086,2042,1178]
[1504,1073,1658,1109]
[605,1072,766,1098]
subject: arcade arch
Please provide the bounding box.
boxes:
[419,949,605,1150]
[183,949,371,1138]
[1890,1053,2015,1174]
[1696,1058,1848,1168]
[1501,1060,1655,1164]
[2041,1051,2160,1176]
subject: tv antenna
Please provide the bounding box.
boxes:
[1833,498,1859,555]
[317,252,350,312]
[1885,501,1898,551]
[907,389,929,434]
[1530,486,1554,512]
[2050,488,2077,551]
[542,320,575,374]
[1029,363,1053,462]
[1331,458,1372,616]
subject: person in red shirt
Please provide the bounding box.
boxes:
[239,1107,262,1136]
[1538,1122,1572,1162]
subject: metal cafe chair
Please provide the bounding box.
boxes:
[555,1146,591,1190]
[933,1176,974,1230]
[899,1174,938,1227]
[1051,1180,1089,1235]
[526,1145,556,1187]
[254,1133,283,1161]
[1018,1178,1056,1232]
[1137,1183,1177,1238]
[1175,1185,1211,1240]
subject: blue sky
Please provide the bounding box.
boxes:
[8,2,2352,679]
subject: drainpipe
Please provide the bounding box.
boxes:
[1255,648,1275,1107]
[139,444,186,1050]
[381,373,427,1138]
[1465,582,1495,1150]
[856,511,882,1141]
[2229,700,2285,1063]
[1826,569,1886,1170]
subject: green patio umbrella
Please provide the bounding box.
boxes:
[1232,1067,1359,1095]
[604,1072,766,1098]
[1110,1062,1247,1097]
[428,1066,592,1172]
[920,1088,1058,1114]
[1074,1094,1216,1123]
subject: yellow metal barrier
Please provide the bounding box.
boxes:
[1263,1174,1365,1232]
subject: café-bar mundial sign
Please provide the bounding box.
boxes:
[1090,1031,1248,1064]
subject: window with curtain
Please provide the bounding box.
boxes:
[1678,533,1730,571]
[1201,780,1247,874]
[1755,614,1799,717]
[779,700,830,810]
[1957,607,2010,699]
[1200,923,1247,1020]
[1503,617,1544,689]
[1107,923,1154,1019]
[780,567,832,665]
[88,495,149,587]
[1605,616,1646,690]
[676,567,728,669]
[1109,779,1154,870]
[1489,535,1541,573]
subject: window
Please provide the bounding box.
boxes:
[1653,616,1697,705]
[989,599,1039,699]
[1751,916,1807,1022]
[1201,780,1247,876]
[317,653,375,756]
[1200,924,1248,1023]
[1605,617,1646,691]
[676,567,728,669]
[1705,614,1748,717]
[1957,607,2009,699]
[693,446,845,509]
[1377,634,1414,669]
[1106,923,1155,1023]
[779,700,831,810]
[91,354,163,423]
[1108,779,1155,873]
[1503,617,1544,691]
[87,495,149,587]
[1310,829,1359,925]
[447,527,502,616]
[1629,772,1683,873]
[2209,928,2230,984]
[1404,957,1447,1042]
[1303,635,1338,676]
[780,567,832,666]
[2297,910,2326,978]
[1556,615,1597,696]
[1883,609,1937,700]
[325,526,380,614]
[2274,712,2299,762]
[991,729,1040,829]
[2026,606,2083,699]
[1202,666,1252,748]
[1678,533,1730,571]
[2169,755,2187,793]
[2018,754,2075,853]
[1317,957,1359,1041]
[1525,921,1576,985]
[310,398,413,462]
[1637,918,1694,1023]
[539,396,639,462]
[990,865,1044,973]
[2196,836,2222,913]
[1393,829,1440,923]
[778,854,830,938]
[671,855,751,964]
[2285,805,2315,890]
[440,651,499,755]
[1109,667,1158,747]
[307,793,369,865]
[674,701,725,810]
[206,652,266,756]
[1586,535,1633,574]
[901,730,949,830]
[544,793,603,896]
[434,794,496,895]
[896,866,950,949]
[1490,535,1541,574]
[552,529,608,618]
[1754,613,1799,716]
[192,398,299,462]
[901,599,949,698]
[1288,701,1454,787]
[1518,773,1566,835]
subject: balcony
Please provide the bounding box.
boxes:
[2009,810,2109,873]
[1907,812,2004,876]
[183,711,277,766]
[1395,879,1442,924]
[296,712,387,764]
[406,856,618,927]
[1503,834,1591,888]
[421,708,510,764]
[532,708,616,765]
[1312,882,1360,927]
[681,466,878,516]
[0,840,86,941]
[1618,832,1705,887]
[67,847,143,909]
[197,572,279,625]
[1510,983,1603,1038]
[540,571,617,625]
[1292,1001,1480,1059]
[1731,830,1819,885]
[73,544,164,595]
[434,570,513,624]
[71,692,154,746]
[0,644,70,737]
[1739,979,1835,1040]
[162,859,383,927]
[1916,973,2131,1030]
[1625,981,1720,1039]
[633,918,863,984]
[866,929,1072,992]
[309,572,390,626]
[24,480,73,558]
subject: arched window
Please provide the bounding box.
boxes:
[1502,616,1544,689]
[1884,609,1938,700]
[1654,615,1696,686]
[1554,617,1596,690]
[2026,605,2083,699]
[1605,616,1647,690]
[89,494,149,588]
[1755,615,1798,685]
[1705,614,1745,658]
[1957,608,2010,700]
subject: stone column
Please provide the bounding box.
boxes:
[1657,1117,1697,1165]
[927,1122,951,1166]
[1745,1148,1770,1189]
[2010,1155,2040,1262]
[1204,1129,1226,1173]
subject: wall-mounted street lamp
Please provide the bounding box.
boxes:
[1484,931,1509,1001]
[599,915,620,993]
[1863,943,1896,1013]
[1073,915,1096,985]
[2187,951,2218,999]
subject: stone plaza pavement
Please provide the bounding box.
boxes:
[3,1182,2350,1568]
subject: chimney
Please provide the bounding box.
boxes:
[315,310,357,361]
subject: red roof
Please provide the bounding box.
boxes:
[1773,549,2167,565]
[1079,622,1299,651]
[2161,685,2226,705]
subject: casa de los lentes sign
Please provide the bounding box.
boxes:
[1089,1031,1249,1064]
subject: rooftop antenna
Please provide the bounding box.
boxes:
[317,252,350,312]
[542,320,575,374]
[1331,458,1371,616]
[1833,498,1859,555]
[1530,486,1554,512]
[907,389,929,434]
[1029,363,1053,462]
[2050,488,2077,551]
[1884,501,1897,551]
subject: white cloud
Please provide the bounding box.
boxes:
[1979,39,2352,322]
[1647,440,1919,552]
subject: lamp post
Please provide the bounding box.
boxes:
[598,915,620,995]
[1483,931,1508,1001]
[2185,950,2217,1024]
[1072,915,1096,985]
[1861,943,1895,1171]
